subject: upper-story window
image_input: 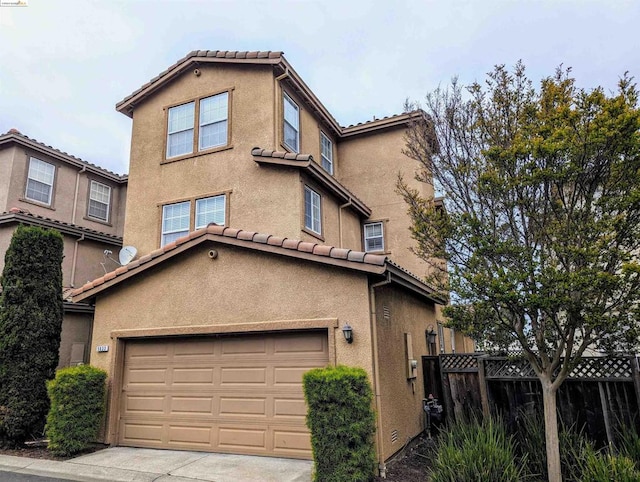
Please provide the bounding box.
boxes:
[88,180,111,222]
[283,92,299,153]
[25,157,55,205]
[364,222,384,252]
[304,186,321,235]
[166,91,230,159]
[320,132,333,174]
[161,194,226,246]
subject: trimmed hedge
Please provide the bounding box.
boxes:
[0,226,64,446]
[303,365,376,482]
[46,365,107,456]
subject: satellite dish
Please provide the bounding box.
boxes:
[119,246,137,266]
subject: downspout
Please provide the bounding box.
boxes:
[370,271,392,478]
[70,234,85,288]
[274,69,290,148]
[71,166,86,224]
[338,199,352,248]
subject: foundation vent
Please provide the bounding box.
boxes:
[383,305,391,321]
[390,429,399,444]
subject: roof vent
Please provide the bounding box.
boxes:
[383,305,390,321]
[391,429,398,444]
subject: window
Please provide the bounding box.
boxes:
[199,92,228,150]
[166,91,229,159]
[161,194,227,247]
[161,201,190,246]
[364,222,384,252]
[167,102,195,158]
[304,186,321,234]
[320,132,333,174]
[25,157,55,205]
[195,195,225,229]
[88,180,111,222]
[283,93,299,153]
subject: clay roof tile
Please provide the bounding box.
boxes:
[313,245,332,257]
[363,253,387,266]
[282,238,301,250]
[347,251,366,263]
[252,233,271,244]
[222,227,241,238]
[330,248,350,260]
[237,230,257,241]
[267,236,284,247]
[206,224,226,235]
[297,242,316,253]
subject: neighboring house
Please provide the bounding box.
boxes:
[0,129,127,367]
[71,50,473,470]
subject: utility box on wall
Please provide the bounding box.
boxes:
[405,333,418,379]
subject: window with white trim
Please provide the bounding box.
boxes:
[304,186,321,234]
[166,91,229,159]
[25,157,55,205]
[88,180,111,222]
[283,93,299,153]
[320,132,333,174]
[167,102,195,158]
[364,222,384,252]
[161,201,190,246]
[195,194,226,229]
[199,92,228,150]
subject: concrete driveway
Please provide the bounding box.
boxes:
[0,447,313,482]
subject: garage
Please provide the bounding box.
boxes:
[117,330,329,459]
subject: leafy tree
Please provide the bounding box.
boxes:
[398,63,640,482]
[0,225,64,446]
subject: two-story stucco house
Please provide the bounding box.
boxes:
[0,129,127,367]
[71,50,473,472]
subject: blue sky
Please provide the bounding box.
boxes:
[1,0,638,175]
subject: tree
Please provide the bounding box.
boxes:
[0,225,64,446]
[398,63,640,481]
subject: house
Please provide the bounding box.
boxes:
[0,129,127,367]
[71,50,474,471]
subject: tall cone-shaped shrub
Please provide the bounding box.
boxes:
[0,225,64,446]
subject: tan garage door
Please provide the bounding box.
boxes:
[118,330,328,459]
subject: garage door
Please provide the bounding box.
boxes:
[118,330,328,459]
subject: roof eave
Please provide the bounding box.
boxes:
[341,111,426,138]
[387,264,448,304]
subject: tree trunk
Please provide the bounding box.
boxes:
[542,383,562,482]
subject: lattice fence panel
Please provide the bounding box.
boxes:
[484,356,633,381]
[440,353,479,372]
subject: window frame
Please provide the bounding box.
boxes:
[87,179,112,223]
[161,201,191,247]
[164,88,232,162]
[160,192,228,247]
[320,131,334,174]
[303,185,322,236]
[364,221,386,253]
[283,92,300,153]
[24,157,56,206]
[195,194,226,230]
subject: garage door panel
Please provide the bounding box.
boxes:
[118,331,328,459]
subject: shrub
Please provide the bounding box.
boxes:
[303,365,376,482]
[579,447,640,482]
[429,416,524,482]
[0,226,64,446]
[46,365,107,456]
[614,419,640,467]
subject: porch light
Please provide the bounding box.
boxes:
[342,324,354,344]
[427,329,437,345]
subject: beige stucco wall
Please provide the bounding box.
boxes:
[0,146,17,212]
[338,128,433,277]
[374,284,436,461]
[58,310,93,368]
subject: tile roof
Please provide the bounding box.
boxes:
[0,208,123,245]
[0,129,128,181]
[251,147,371,218]
[71,224,387,300]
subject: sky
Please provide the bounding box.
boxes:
[1,0,638,176]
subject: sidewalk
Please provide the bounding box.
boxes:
[0,447,313,482]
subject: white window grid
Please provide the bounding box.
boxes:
[320,132,333,174]
[199,92,228,151]
[25,157,55,205]
[195,195,226,229]
[167,102,195,158]
[364,222,384,252]
[88,180,111,222]
[304,186,321,234]
[161,201,190,246]
[283,93,299,153]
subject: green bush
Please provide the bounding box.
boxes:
[615,419,640,468]
[579,447,640,482]
[303,365,376,482]
[430,416,524,482]
[0,226,64,446]
[46,365,107,456]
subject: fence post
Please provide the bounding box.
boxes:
[631,355,640,411]
[477,355,490,417]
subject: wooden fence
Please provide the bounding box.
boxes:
[422,353,640,447]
